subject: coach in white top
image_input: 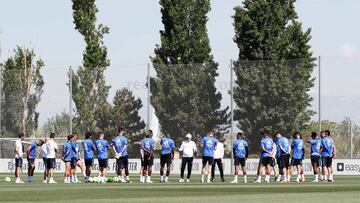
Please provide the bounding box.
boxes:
[46,133,58,183]
[211,141,225,182]
[14,133,25,183]
[179,133,197,183]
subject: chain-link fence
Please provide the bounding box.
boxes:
[0,58,359,159]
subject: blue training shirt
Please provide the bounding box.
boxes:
[82,139,95,159]
[71,142,79,159]
[141,137,156,155]
[278,137,290,155]
[201,136,218,157]
[63,141,72,161]
[96,139,110,160]
[321,137,334,157]
[160,137,175,155]
[28,141,37,159]
[260,137,274,158]
[112,136,128,157]
[291,139,304,159]
[310,139,321,156]
[233,139,248,158]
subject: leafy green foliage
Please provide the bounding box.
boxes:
[71,0,111,133]
[151,0,229,144]
[1,47,44,137]
[42,111,71,137]
[233,0,315,151]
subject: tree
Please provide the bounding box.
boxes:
[42,111,71,137]
[71,0,111,133]
[151,0,229,144]
[111,88,146,157]
[2,46,44,136]
[233,0,315,151]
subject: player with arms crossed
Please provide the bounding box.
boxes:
[275,132,291,182]
[254,130,274,183]
[140,130,156,183]
[96,132,110,183]
[112,127,131,183]
[82,132,96,183]
[231,132,249,183]
[200,130,218,183]
[160,133,175,183]
[179,133,197,183]
[290,132,305,182]
[26,139,45,183]
[308,132,322,182]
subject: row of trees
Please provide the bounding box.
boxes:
[1,0,315,154]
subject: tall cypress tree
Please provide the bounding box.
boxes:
[151,0,228,144]
[71,0,111,133]
[233,0,315,151]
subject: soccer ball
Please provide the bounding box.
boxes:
[113,176,119,183]
[4,177,11,182]
[104,177,108,183]
[93,177,98,183]
[88,177,94,183]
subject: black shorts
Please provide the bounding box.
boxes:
[202,156,214,166]
[143,154,154,167]
[46,158,56,169]
[311,155,321,166]
[15,158,23,168]
[291,158,303,166]
[322,156,333,167]
[234,157,246,167]
[279,154,290,169]
[160,154,172,167]
[98,159,108,168]
[260,157,272,166]
[116,156,129,170]
[27,158,35,168]
[85,158,94,167]
[43,157,47,169]
[270,158,276,167]
[70,158,77,168]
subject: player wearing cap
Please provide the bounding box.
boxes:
[179,133,197,183]
[200,130,218,183]
[14,133,25,184]
[82,132,96,183]
[231,132,249,183]
[140,130,156,183]
[26,139,45,183]
[112,127,131,183]
[46,133,58,183]
[160,133,175,183]
[96,132,110,183]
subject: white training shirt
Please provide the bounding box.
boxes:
[41,141,48,158]
[46,139,58,159]
[214,142,224,159]
[14,139,23,159]
[179,140,197,158]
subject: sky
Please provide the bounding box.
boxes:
[0,0,360,127]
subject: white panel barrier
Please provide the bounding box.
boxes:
[0,158,359,175]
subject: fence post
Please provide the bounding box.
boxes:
[230,60,234,175]
[350,120,353,159]
[147,63,151,131]
[318,56,321,133]
[69,66,73,135]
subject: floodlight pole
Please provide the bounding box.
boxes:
[69,66,73,135]
[147,63,151,131]
[318,56,321,132]
[230,60,234,174]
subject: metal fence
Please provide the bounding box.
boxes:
[0,57,360,159]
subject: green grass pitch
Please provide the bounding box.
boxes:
[0,174,359,203]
